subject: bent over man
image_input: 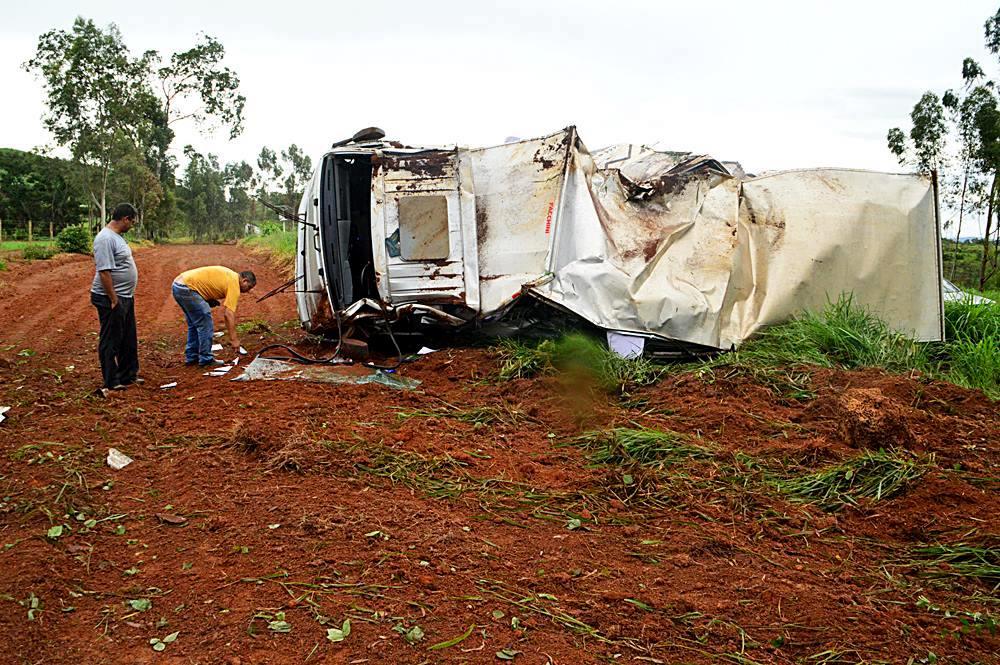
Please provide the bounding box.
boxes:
[91,203,140,392]
[171,266,256,366]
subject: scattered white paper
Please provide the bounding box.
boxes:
[204,365,232,376]
[211,343,223,352]
[231,357,240,366]
[106,448,133,470]
[607,331,645,359]
[239,346,247,355]
[213,331,224,338]
[417,347,437,355]
[0,406,9,424]
[159,382,177,389]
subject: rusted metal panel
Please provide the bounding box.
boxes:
[374,148,473,307]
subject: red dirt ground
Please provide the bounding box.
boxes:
[0,244,997,664]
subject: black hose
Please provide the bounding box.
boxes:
[255,300,345,365]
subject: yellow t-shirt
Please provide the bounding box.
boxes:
[176,266,241,312]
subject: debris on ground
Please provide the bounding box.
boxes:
[233,356,420,389]
[106,448,133,469]
[0,406,8,424]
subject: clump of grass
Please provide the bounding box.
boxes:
[493,333,661,393]
[736,294,928,372]
[573,426,710,467]
[776,449,930,510]
[22,245,59,261]
[939,300,1000,399]
[910,540,1000,588]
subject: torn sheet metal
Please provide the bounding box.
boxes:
[233,357,420,390]
[296,127,943,350]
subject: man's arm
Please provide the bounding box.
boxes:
[99,271,118,308]
[223,308,241,350]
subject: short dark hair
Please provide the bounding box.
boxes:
[239,271,257,287]
[111,203,138,221]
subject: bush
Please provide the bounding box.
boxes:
[259,221,283,236]
[0,259,6,271]
[21,245,59,261]
[56,224,92,254]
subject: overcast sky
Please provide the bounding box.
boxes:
[2,1,997,233]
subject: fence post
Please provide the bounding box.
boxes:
[28,219,33,243]
[50,221,54,240]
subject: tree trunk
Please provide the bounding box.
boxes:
[950,171,968,280]
[979,172,999,290]
[28,219,33,243]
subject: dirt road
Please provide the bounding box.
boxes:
[0,244,997,664]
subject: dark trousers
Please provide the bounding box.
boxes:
[90,292,139,388]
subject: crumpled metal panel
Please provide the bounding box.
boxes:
[534,140,943,348]
[468,130,571,313]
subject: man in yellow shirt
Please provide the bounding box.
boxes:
[171,266,257,366]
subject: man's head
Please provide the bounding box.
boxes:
[239,271,257,293]
[110,203,138,232]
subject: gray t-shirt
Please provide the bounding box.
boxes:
[91,227,138,298]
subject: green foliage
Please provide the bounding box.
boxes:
[940,299,1000,398]
[493,333,661,393]
[22,245,59,261]
[241,230,295,272]
[55,224,91,254]
[259,220,283,236]
[944,239,1000,291]
[776,449,929,510]
[0,148,87,235]
[699,295,999,400]
[715,295,928,373]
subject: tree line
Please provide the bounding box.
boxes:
[0,16,314,243]
[888,6,1000,290]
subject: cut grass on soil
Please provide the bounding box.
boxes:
[395,401,532,427]
[776,449,930,511]
[572,426,711,467]
[909,541,1000,589]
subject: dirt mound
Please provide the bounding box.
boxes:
[833,386,917,449]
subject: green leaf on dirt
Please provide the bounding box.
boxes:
[325,619,351,642]
[496,648,522,660]
[46,525,64,539]
[491,609,505,619]
[129,599,152,612]
[622,473,634,485]
[123,567,140,576]
[151,640,166,652]
[536,593,557,601]
[394,623,424,644]
[163,631,179,643]
[268,620,292,633]
[510,616,522,630]
[566,518,582,530]
[83,519,97,529]
[114,525,126,535]
[427,624,474,650]
[624,598,654,612]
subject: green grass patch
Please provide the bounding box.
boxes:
[241,230,295,274]
[21,245,60,261]
[0,240,57,252]
[776,449,930,511]
[694,295,999,400]
[572,426,710,467]
[493,333,661,394]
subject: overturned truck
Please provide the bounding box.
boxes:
[294,127,944,353]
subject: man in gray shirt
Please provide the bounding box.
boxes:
[90,203,140,392]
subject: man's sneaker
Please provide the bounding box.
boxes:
[199,359,225,367]
[109,384,129,391]
[133,377,145,385]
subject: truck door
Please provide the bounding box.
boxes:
[372,150,479,311]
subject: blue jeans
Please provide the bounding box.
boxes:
[172,283,215,364]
